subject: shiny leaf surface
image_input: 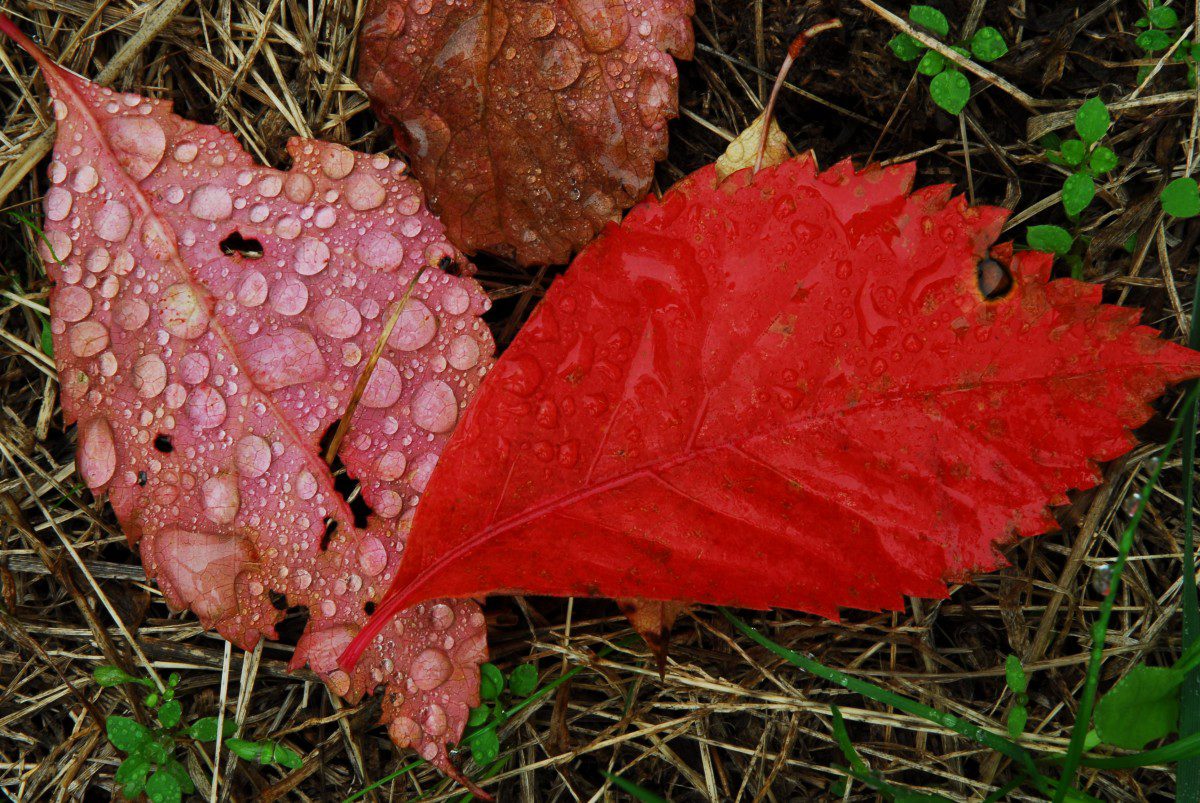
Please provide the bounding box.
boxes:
[343,156,1200,665]
[1,17,495,774]
[357,0,695,265]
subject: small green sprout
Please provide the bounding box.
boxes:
[94,666,300,802]
[887,5,1008,114]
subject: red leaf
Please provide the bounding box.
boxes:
[2,18,495,773]
[343,157,1200,666]
[357,0,695,265]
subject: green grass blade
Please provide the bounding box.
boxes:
[720,609,1062,798]
[601,772,669,803]
[1180,273,1200,801]
[1052,383,1200,801]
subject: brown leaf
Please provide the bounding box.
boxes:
[358,0,695,265]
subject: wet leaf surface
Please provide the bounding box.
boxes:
[358,0,695,265]
[345,156,1200,663]
[2,18,495,774]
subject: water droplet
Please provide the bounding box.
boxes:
[70,320,109,357]
[356,231,405,271]
[539,38,583,89]
[55,286,93,322]
[357,536,388,576]
[94,200,132,242]
[429,603,455,630]
[362,358,403,408]
[235,435,272,477]
[447,335,481,370]
[388,716,421,747]
[346,173,386,211]
[202,474,240,524]
[294,237,331,275]
[186,385,227,429]
[271,278,309,315]
[103,117,166,178]
[284,173,314,203]
[161,283,209,339]
[411,380,458,433]
[315,298,363,339]
[72,165,99,193]
[173,141,198,164]
[320,145,356,179]
[377,451,407,481]
[190,185,234,221]
[410,649,452,691]
[296,470,318,500]
[388,301,437,350]
[78,417,116,489]
[133,354,168,398]
[44,187,72,221]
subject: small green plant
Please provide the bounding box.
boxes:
[1024,98,1114,277]
[1134,1,1196,86]
[1162,176,1200,218]
[462,661,539,766]
[1093,638,1200,750]
[94,666,301,802]
[887,5,1008,114]
[1005,655,1030,739]
[831,705,954,801]
[1043,98,1114,218]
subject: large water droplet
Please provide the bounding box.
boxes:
[410,648,452,691]
[346,173,386,211]
[361,358,403,408]
[357,536,388,576]
[356,231,405,271]
[70,320,109,357]
[186,385,227,429]
[314,298,363,339]
[104,117,167,179]
[294,237,331,276]
[411,380,458,433]
[78,417,117,489]
[55,286,93,322]
[45,187,73,221]
[387,300,436,351]
[190,185,234,221]
[161,283,209,339]
[133,354,168,398]
[202,474,240,524]
[271,278,309,316]
[320,145,356,179]
[235,435,272,477]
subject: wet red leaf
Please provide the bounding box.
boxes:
[343,156,1200,665]
[2,18,495,774]
[357,0,695,265]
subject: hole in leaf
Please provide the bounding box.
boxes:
[364,601,376,616]
[318,423,373,529]
[438,255,462,277]
[219,231,264,259]
[136,471,148,487]
[153,434,174,453]
[269,590,289,611]
[977,258,1013,300]
[320,517,338,551]
[275,605,310,646]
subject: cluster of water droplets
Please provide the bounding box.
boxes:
[40,67,494,768]
[358,0,694,263]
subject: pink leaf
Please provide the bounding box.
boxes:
[1,17,495,777]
